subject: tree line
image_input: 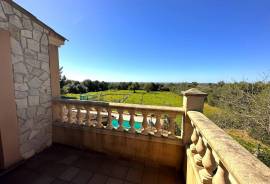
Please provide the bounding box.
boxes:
[60,75,200,94]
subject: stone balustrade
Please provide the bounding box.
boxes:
[52,90,270,184]
[52,98,184,138]
[186,111,270,184]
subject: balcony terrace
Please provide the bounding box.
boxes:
[0,0,270,183]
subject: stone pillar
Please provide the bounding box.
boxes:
[49,44,60,97]
[181,88,207,145]
[49,34,65,122]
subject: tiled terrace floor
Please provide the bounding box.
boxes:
[0,144,184,184]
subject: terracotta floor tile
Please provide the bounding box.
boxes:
[71,169,93,184]
[58,166,80,181]
[106,177,124,184]
[88,173,108,184]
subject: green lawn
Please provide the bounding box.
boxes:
[64,90,183,107]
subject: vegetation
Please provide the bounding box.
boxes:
[227,129,270,167]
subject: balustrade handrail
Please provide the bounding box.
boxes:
[52,98,184,138]
[53,98,184,113]
[187,111,270,184]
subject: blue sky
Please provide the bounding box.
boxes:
[15,0,270,82]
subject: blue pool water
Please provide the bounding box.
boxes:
[112,119,142,130]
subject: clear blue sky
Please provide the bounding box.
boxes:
[15,0,270,82]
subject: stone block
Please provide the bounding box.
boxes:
[38,53,49,62]
[20,130,30,144]
[9,15,23,29]
[17,108,27,120]
[41,62,50,72]
[16,98,28,109]
[37,106,46,116]
[41,34,48,46]
[11,54,23,64]
[13,7,22,17]
[28,95,40,106]
[11,37,23,55]
[27,106,37,118]
[15,91,28,99]
[33,29,42,41]
[32,68,43,77]
[29,89,40,96]
[29,130,39,140]
[0,3,7,21]
[21,37,27,48]
[21,29,32,38]
[33,22,43,32]
[25,58,40,67]
[28,77,43,88]
[25,49,37,60]
[22,17,32,30]
[14,62,28,74]
[41,45,48,54]
[39,72,49,81]
[1,1,13,14]
[15,83,28,91]
[27,39,40,52]
[40,95,51,104]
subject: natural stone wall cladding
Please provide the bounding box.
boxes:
[0,1,52,159]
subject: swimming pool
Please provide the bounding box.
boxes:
[111,119,142,130]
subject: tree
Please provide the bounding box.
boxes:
[129,82,140,93]
[144,83,154,92]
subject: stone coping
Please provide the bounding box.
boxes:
[181,88,208,97]
[187,111,270,184]
[53,121,183,146]
[53,98,185,114]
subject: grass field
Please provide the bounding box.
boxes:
[64,90,183,107]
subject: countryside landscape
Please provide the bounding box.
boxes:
[1,0,270,183]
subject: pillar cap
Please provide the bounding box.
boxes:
[181,88,208,97]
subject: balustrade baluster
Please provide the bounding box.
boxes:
[141,111,149,134]
[200,145,217,184]
[190,127,198,153]
[84,107,91,126]
[194,135,206,167]
[96,107,103,128]
[212,162,226,184]
[129,110,136,133]
[67,104,73,124]
[154,113,161,136]
[168,114,176,137]
[76,106,81,124]
[106,108,113,129]
[60,104,66,123]
[117,109,124,131]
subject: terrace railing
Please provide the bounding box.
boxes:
[186,111,270,184]
[52,89,270,184]
[181,89,270,184]
[52,98,185,138]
